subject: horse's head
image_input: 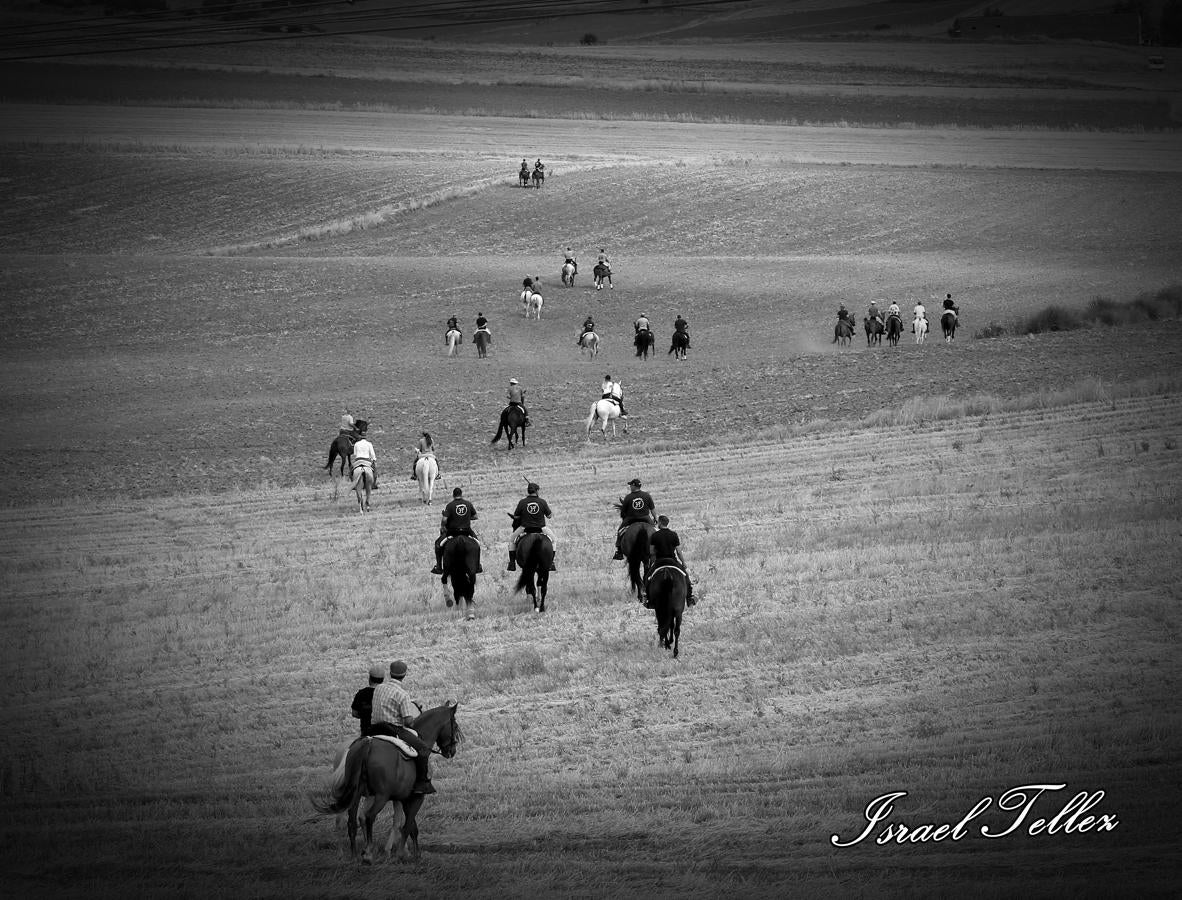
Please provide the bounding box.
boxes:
[436,701,461,759]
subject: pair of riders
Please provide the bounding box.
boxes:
[428,483,557,575]
[612,477,694,606]
[600,374,627,417]
[366,659,436,795]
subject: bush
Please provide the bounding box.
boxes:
[1021,304,1082,334]
[974,321,1009,339]
[580,33,598,45]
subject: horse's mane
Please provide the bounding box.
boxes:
[613,498,626,520]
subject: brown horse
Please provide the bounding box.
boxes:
[313,702,461,864]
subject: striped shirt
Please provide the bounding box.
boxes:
[371,679,418,728]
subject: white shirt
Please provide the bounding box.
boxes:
[887,304,901,316]
[913,304,927,319]
[352,438,376,468]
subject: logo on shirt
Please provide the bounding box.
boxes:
[631,498,646,510]
[453,503,469,516]
[526,501,540,515]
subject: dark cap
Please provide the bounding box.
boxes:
[453,487,463,497]
[628,478,642,487]
[389,660,408,679]
[527,482,539,493]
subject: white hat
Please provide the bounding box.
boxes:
[509,378,519,384]
[341,414,354,428]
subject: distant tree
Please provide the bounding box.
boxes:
[982,6,1004,15]
[580,33,599,45]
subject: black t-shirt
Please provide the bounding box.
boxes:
[621,489,655,522]
[650,528,680,561]
[513,495,552,529]
[443,497,478,533]
[351,686,377,736]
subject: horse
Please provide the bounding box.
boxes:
[325,432,354,477]
[669,330,690,360]
[525,292,543,320]
[834,318,855,346]
[513,531,554,613]
[941,310,958,342]
[491,405,528,450]
[634,328,654,359]
[518,167,530,187]
[442,534,480,619]
[445,328,462,357]
[474,329,491,359]
[578,330,600,359]
[617,519,655,603]
[864,316,884,347]
[885,314,903,347]
[586,398,627,439]
[351,462,374,513]
[561,262,576,287]
[647,564,687,658]
[914,315,928,344]
[532,167,544,188]
[414,453,439,504]
[313,702,462,864]
[593,263,612,291]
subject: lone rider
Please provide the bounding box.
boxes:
[601,373,628,417]
[648,514,695,607]
[369,660,436,795]
[410,431,435,482]
[673,314,690,347]
[564,246,578,275]
[613,477,656,561]
[577,314,596,346]
[431,486,482,577]
[867,299,882,323]
[506,377,530,427]
[506,482,557,572]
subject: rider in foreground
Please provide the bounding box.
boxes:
[601,373,628,417]
[431,486,482,578]
[648,514,695,607]
[506,482,557,572]
[368,660,436,795]
[613,477,656,560]
[507,377,530,427]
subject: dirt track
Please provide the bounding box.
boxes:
[6,103,1182,171]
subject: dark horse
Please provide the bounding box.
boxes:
[313,702,461,864]
[669,330,690,360]
[593,262,612,290]
[531,168,544,188]
[834,318,855,346]
[647,564,687,658]
[941,310,959,342]
[474,330,491,359]
[518,166,530,187]
[325,418,366,475]
[442,534,480,619]
[885,313,903,347]
[491,405,528,449]
[617,519,655,603]
[513,531,554,613]
[865,316,884,346]
[634,329,655,359]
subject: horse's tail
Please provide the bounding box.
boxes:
[491,411,507,444]
[311,738,370,815]
[626,526,650,598]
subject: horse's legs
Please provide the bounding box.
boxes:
[672,612,681,658]
[360,794,387,864]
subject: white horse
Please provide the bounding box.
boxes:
[524,292,543,320]
[414,453,439,504]
[350,463,374,513]
[561,262,576,286]
[914,316,928,344]
[579,330,600,360]
[445,328,462,357]
[586,398,627,439]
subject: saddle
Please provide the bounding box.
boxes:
[372,734,418,758]
[646,558,684,584]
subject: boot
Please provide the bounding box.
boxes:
[431,548,443,575]
[549,556,557,572]
[686,581,696,606]
[612,549,624,560]
[413,757,436,795]
[506,550,517,572]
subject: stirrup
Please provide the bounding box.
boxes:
[430,565,443,574]
[612,550,624,560]
[412,781,436,795]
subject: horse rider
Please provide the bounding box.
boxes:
[431,486,482,577]
[673,314,690,346]
[577,314,596,346]
[522,276,534,290]
[886,300,902,322]
[446,315,460,339]
[506,377,530,426]
[351,420,377,490]
[410,431,436,482]
[634,313,651,334]
[837,302,851,324]
[519,158,529,179]
[601,373,628,417]
[351,661,386,737]
[912,299,927,331]
[368,660,436,795]
[564,246,578,275]
[942,293,959,321]
[534,158,545,176]
[506,482,557,572]
[475,311,491,343]
[648,514,695,607]
[867,299,882,323]
[613,477,656,560]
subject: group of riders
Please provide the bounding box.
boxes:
[839,293,961,332]
[519,158,545,185]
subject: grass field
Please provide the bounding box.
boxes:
[1,17,1181,899]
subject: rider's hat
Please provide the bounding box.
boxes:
[628,477,642,487]
[341,414,354,429]
[354,419,368,434]
[368,662,386,680]
[527,482,539,493]
[389,660,408,679]
[509,378,518,384]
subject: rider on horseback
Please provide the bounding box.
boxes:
[912,299,927,332]
[410,431,435,482]
[534,159,545,175]
[886,300,902,321]
[519,158,529,180]
[867,299,882,323]
[634,313,650,334]
[577,314,596,346]
[446,315,460,340]
[837,302,851,324]
[506,482,557,572]
[564,246,578,275]
[648,515,695,608]
[431,487,482,577]
[369,660,436,795]
[673,314,690,347]
[351,420,377,490]
[506,377,530,427]
[613,477,656,560]
[474,311,491,342]
[942,293,959,321]
[601,373,628,417]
